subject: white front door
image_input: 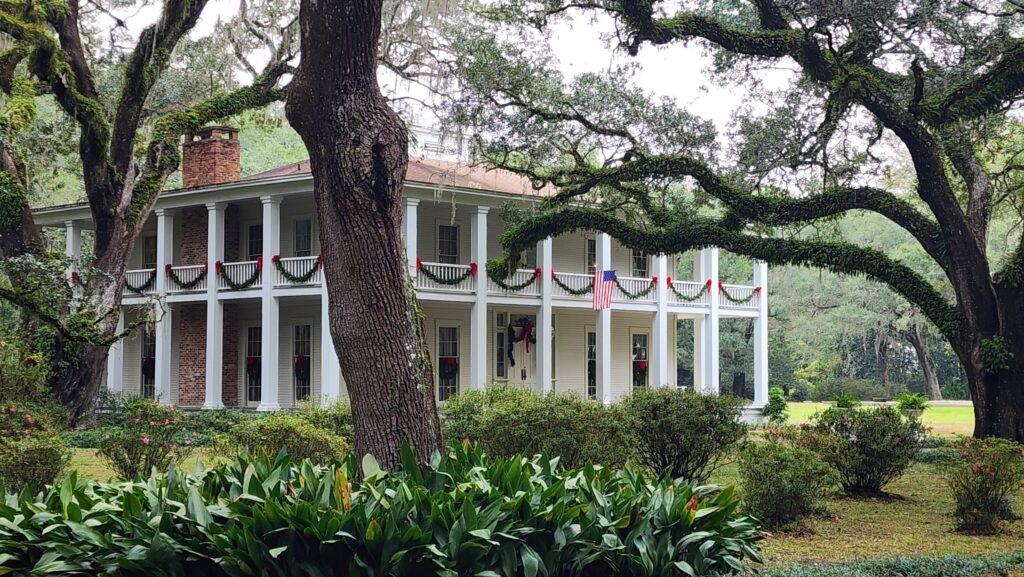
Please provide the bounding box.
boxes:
[503,314,537,389]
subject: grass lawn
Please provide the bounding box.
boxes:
[69,447,1024,567]
[787,402,976,436]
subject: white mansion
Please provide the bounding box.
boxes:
[34,127,770,415]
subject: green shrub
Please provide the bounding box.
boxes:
[441,386,636,469]
[623,387,747,482]
[738,438,837,528]
[946,437,1024,534]
[182,407,259,436]
[789,380,811,402]
[220,412,347,462]
[896,391,929,412]
[802,406,923,495]
[762,386,788,424]
[0,401,70,491]
[761,553,1024,577]
[941,377,970,400]
[831,392,861,409]
[96,399,196,479]
[0,444,763,576]
[295,399,355,446]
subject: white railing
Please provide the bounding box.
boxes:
[415,261,475,292]
[613,275,655,303]
[218,261,261,290]
[669,280,710,306]
[167,264,207,292]
[552,272,592,299]
[275,256,322,286]
[719,283,759,309]
[488,268,541,297]
[125,268,157,295]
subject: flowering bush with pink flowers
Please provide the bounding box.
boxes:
[96,399,195,479]
[0,402,71,491]
[947,436,1024,534]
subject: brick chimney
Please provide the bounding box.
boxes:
[182,126,241,188]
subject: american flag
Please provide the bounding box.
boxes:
[593,270,616,310]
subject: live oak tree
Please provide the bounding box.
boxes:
[286,0,443,467]
[450,0,1024,440]
[0,0,296,423]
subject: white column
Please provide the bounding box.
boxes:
[703,247,721,395]
[537,237,554,393]
[154,209,174,404]
[106,310,124,393]
[596,233,612,404]
[692,251,705,391]
[320,280,343,404]
[204,203,225,409]
[651,254,670,387]
[404,198,419,277]
[64,220,81,279]
[258,196,282,411]
[470,206,489,390]
[753,260,769,405]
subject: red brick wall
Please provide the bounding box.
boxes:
[182,127,241,188]
[222,304,239,407]
[177,304,206,407]
[179,206,207,265]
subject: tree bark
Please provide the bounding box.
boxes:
[905,324,942,401]
[286,0,442,468]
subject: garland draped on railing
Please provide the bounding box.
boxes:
[165,263,208,290]
[416,257,477,286]
[667,278,713,302]
[488,267,541,292]
[552,272,593,295]
[126,269,157,294]
[217,257,262,291]
[272,255,323,284]
[614,277,655,300]
[719,280,761,304]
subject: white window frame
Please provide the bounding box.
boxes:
[246,223,263,261]
[523,244,537,269]
[293,217,314,258]
[494,312,508,381]
[291,319,314,403]
[142,235,158,269]
[242,323,263,408]
[585,236,596,273]
[436,222,460,264]
[630,329,650,389]
[436,321,461,401]
[585,326,597,400]
[631,250,650,278]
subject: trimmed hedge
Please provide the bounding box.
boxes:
[759,552,1024,577]
[216,412,348,462]
[0,444,762,576]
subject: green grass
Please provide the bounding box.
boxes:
[787,402,975,436]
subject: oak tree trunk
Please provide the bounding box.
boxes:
[905,324,942,401]
[286,0,442,468]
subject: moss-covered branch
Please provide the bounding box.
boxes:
[918,41,1024,126]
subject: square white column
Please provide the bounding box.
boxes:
[470,206,489,390]
[154,209,174,404]
[404,198,419,277]
[106,310,124,393]
[320,280,343,404]
[753,260,769,405]
[692,250,705,392]
[258,196,282,411]
[651,254,670,387]
[204,203,225,409]
[703,247,721,395]
[537,237,554,393]
[596,233,613,404]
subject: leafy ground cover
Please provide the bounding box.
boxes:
[787,402,974,436]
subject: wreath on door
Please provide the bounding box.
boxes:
[141,355,155,381]
[505,317,538,367]
[294,353,310,382]
[246,356,261,382]
[439,356,459,380]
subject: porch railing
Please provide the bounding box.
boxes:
[125,268,157,295]
[274,256,322,286]
[488,268,541,296]
[218,261,261,290]
[167,264,207,292]
[613,275,655,303]
[668,280,710,306]
[415,261,475,292]
[719,283,759,310]
[552,272,592,298]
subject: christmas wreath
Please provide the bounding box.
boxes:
[439,356,459,380]
[634,359,648,376]
[294,352,310,382]
[141,355,155,380]
[246,356,261,382]
[505,317,538,367]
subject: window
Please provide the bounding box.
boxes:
[437,224,459,264]
[294,219,312,257]
[495,313,507,380]
[247,225,263,260]
[631,251,649,278]
[437,326,459,401]
[586,331,596,399]
[246,326,262,404]
[631,333,649,389]
[523,245,537,269]
[141,328,156,399]
[142,236,157,269]
[294,324,312,401]
[585,237,596,273]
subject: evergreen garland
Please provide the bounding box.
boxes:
[668,278,712,302]
[488,267,541,292]
[417,257,476,285]
[552,273,593,295]
[217,257,262,291]
[614,277,655,300]
[719,281,761,305]
[165,263,208,290]
[272,255,322,284]
[126,269,157,294]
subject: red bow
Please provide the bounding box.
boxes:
[470,262,478,276]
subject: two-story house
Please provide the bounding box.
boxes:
[34,126,770,416]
